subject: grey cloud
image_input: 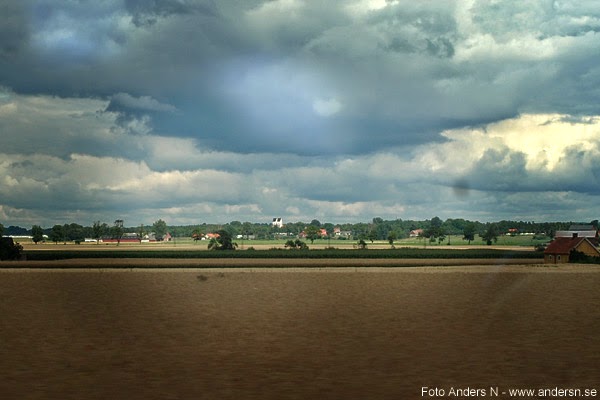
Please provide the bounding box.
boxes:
[440,143,600,197]
[471,0,600,40]
[0,91,154,160]
[0,1,28,60]
[108,93,177,113]
[370,1,457,58]
[468,148,530,192]
[125,0,218,27]
[2,1,600,155]
[6,2,600,225]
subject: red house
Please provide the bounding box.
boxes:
[544,236,600,264]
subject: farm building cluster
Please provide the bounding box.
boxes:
[97,232,172,243]
[543,224,600,264]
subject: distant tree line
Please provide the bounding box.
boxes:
[1,217,586,244]
[1,219,170,245]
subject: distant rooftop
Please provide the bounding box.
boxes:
[568,224,596,231]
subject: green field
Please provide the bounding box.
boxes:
[12,233,549,264]
[13,233,550,248]
[248,234,547,247]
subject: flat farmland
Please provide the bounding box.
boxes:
[18,241,543,264]
[1,264,599,399]
[19,237,541,252]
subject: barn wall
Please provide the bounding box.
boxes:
[575,240,600,258]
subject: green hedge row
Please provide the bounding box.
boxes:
[24,248,543,261]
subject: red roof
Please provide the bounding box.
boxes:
[544,237,589,255]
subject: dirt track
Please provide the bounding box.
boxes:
[1,264,598,399]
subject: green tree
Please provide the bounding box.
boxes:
[323,222,335,237]
[437,232,447,245]
[239,222,252,238]
[481,223,499,245]
[424,216,444,243]
[387,231,397,247]
[463,222,476,245]
[0,222,3,237]
[367,230,377,243]
[92,221,107,244]
[137,224,145,242]
[153,219,168,241]
[285,239,308,250]
[112,219,124,245]
[64,223,85,243]
[207,230,237,251]
[49,224,65,244]
[304,225,321,244]
[32,225,44,244]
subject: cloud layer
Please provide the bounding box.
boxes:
[2,1,600,226]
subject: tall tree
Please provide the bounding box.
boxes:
[64,223,84,243]
[112,219,124,245]
[304,225,321,244]
[207,230,237,250]
[463,222,476,245]
[153,219,168,241]
[31,225,44,244]
[482,223,499,245]
[49,225,65,244]
[424,216,444,243]
[367,229,378,243]
[92,221,107,244]
[138,224,145,242]
[387,231,397,247]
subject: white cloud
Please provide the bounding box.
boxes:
[345,0,399,17]
[312,97,342,117]
[424,113,600,173]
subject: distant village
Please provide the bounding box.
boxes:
[3,217,600,264]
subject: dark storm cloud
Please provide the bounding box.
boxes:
[2,0,600,156]
[124,0,218,26]
[0,1,28,59]
[5,1,600,225]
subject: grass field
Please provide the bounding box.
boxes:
[1,264,598,399]
[14,233,549,249]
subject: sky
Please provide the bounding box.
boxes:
[2,0,600,227]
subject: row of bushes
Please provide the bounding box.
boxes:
[22,248,543,261]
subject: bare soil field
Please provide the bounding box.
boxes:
[1,263,598,399]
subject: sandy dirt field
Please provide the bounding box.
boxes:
[1,264,598,399]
